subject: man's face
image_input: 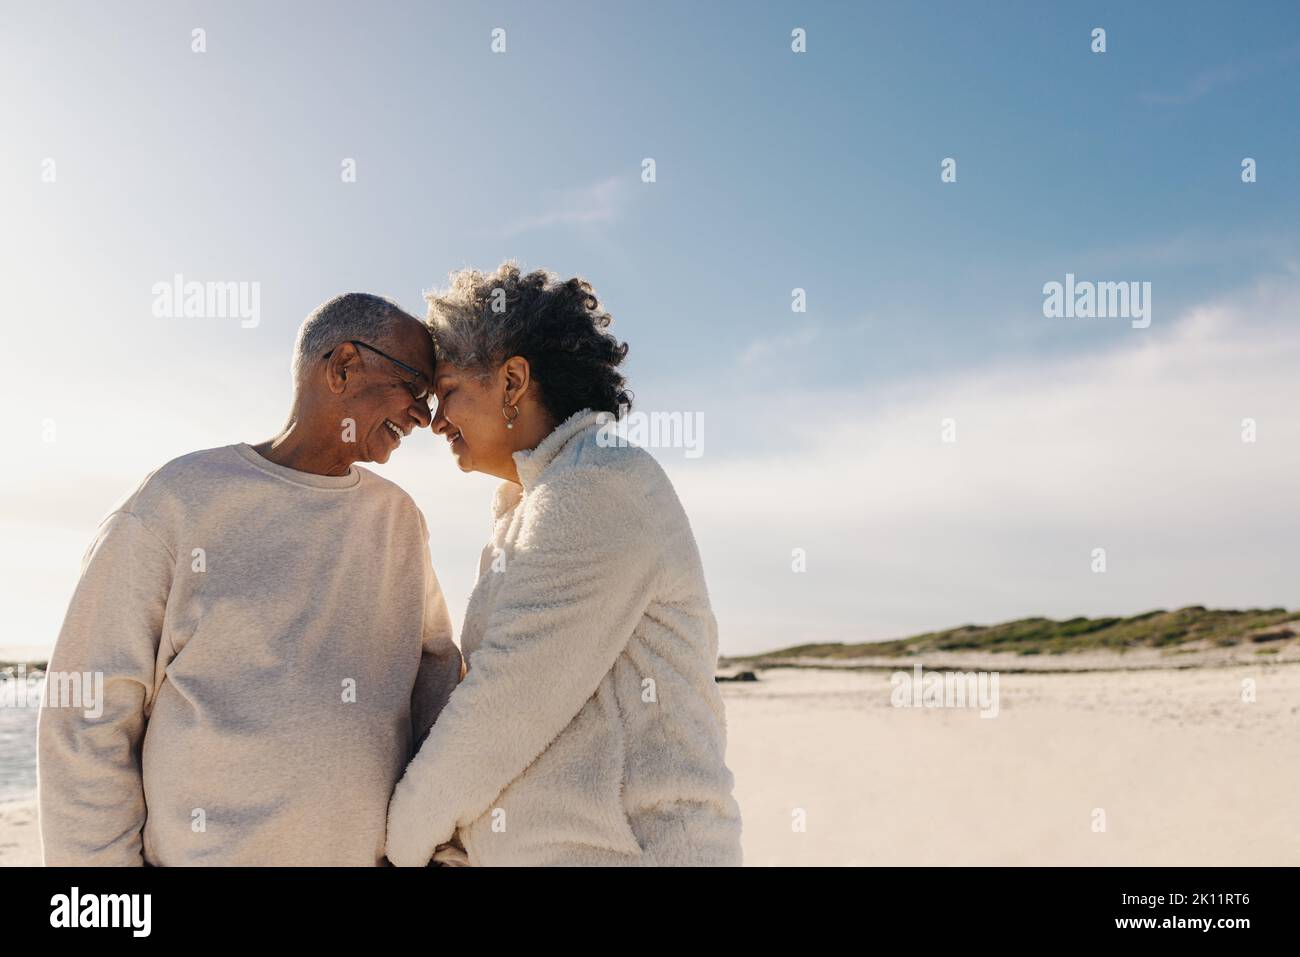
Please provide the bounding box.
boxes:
[339,320,435,464]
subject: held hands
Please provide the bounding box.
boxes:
[385,781,439,866]
[430,840,471,867]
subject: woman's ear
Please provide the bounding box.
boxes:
[501,355,532,404]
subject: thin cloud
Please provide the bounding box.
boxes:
[669,276,1300,654]
[491,175,626,237]
[1141,42,1300,106]
[738,322,819,366]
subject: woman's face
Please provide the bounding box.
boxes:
[430,359,514,478]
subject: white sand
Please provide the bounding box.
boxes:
[0,801,39,867]
[721,664,1300,865]
[4,662,1296,867]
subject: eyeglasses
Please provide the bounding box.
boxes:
[324,340,430,402]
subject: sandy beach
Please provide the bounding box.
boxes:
[723,663,1300,866]
[0,801,39,867]
[3,661,1297,867]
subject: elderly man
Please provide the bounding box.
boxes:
[37,293,463,866]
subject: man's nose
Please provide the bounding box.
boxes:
[411,400,433,429]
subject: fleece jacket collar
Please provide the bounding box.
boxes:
[490,408,603,519]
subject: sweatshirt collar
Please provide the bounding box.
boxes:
[232,443,362,490]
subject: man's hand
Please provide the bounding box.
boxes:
[431,840,470,867]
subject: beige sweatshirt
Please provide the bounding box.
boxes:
[37,443,463,866]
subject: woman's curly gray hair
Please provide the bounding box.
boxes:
[425,262,631,422]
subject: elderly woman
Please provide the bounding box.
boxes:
[385,263,743,866]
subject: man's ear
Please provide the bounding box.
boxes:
[501,355,532,405]
[326,342,361,395]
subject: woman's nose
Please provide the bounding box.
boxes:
[430,405,449,434]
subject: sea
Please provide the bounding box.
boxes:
[0,695,38,804]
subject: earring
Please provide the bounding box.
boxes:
[502,403,520,430]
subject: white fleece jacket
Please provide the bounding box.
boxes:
[386,409,743,866]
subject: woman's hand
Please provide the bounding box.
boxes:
[384,772,447,867]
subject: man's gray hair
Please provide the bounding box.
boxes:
[292,293,419,383]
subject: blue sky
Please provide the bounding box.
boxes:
[3,1,1299,656]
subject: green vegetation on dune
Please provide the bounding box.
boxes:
[730,607,1300,662]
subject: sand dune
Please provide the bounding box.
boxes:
[3,662,1296,866]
